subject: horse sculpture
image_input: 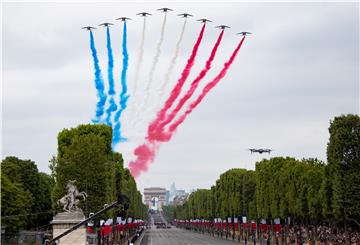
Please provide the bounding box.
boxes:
[57,180,87,212]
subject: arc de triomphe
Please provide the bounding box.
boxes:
[143,187,167,211]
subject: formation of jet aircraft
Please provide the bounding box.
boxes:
[82,8,252,36]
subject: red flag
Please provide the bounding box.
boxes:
[261,224,267,232]
[104,225,111,236]
[276,224,281,233]
[87,226,93,234]
[251,222,257,230]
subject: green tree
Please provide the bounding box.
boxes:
[302,158,325,223]
[52,124,115,214]
[163,205,176,220]
[172,168,256,221]
[170,115,359,227]
[1,156,53,229]
[255,157,324,223]
[327,114,360,226]
[120,168,147,218]
[52,124,147,219]
[1,174,33,235]
[36,173,55,227]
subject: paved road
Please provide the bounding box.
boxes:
[139,227,240,245]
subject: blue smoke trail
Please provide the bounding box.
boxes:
[89,31,107,123]
[105,26,117,126]
[113,21,130,146]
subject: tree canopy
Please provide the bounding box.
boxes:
[327,114,360,225]
[52,124,147,219]
[1,157,53,233]
[166,114,359,227]
[1,124,147,235]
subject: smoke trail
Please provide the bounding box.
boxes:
[113,21,130,146]
[129,36,246,178]
[151,30,224,139]
[135,13,168,124]
[129,24,206,178]
[159,18,187,92]
[145,13,167,94]
[154,18,187,111]
[128,142,157,178]
[89,31,107,123]
[133,17,147,95]
[147,24,206,138]
[166,36,247,136]
[104,26,117,126]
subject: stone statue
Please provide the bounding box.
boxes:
[57,180,87,212]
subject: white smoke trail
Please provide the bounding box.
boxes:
[133,13,168,128]
[133,17,147,95]
[143,13,168,106]
[158,18,187,101]
[129,17,147,130]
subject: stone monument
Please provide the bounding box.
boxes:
[51,180,87,245]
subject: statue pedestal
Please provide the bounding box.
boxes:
[51,211,86,245]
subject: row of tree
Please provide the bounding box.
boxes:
[165,114,360,227]
[1,124,148,235]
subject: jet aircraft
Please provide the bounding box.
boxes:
[216,25,230,30]
[197,18,212,23]
[178,13,193,18]
[99,23,114,27]
[116,17,131,22]
[157,8,173,12]
[137,12,152,17]
[82,26,96,31]
[237,32,252,36]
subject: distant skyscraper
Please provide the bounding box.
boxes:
[166,183,191,206]
[165,190,170,205]
[169,182,177,202]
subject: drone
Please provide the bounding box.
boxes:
[249,148,272,154]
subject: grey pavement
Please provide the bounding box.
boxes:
[139,227,243,245]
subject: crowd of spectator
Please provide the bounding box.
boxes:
[175,220,360,245]
[284,224,360,245]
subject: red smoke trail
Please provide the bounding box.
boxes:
[167,36,246,136]
[129,24,205,178]
[150,30,225,140]
[128,142,157,178]
[147,24,206,138]
[129,34,246,179]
